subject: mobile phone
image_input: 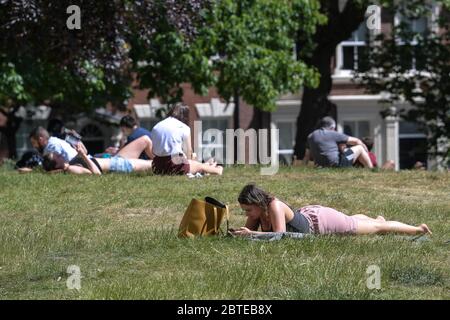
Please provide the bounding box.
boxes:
[64,129,82,147]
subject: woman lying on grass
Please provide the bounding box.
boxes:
[42,136,154,175]
[231,184,432,237]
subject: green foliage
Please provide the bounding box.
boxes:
[130,29,197,105]
[1,0,325,114]
[135,0,325,111]
[0,1,210,111]
[199,0,324,111]
[0,60,30,104]
[356,1,450,164]
[0,55,131,112]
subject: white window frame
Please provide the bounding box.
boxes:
[398,121,427,140]
[133,99,166,130]
[393,3,439,70]
[274,120,296,163]
[341,119,372,139]
[335,12,381,76]
[335,41,366,76]
[394,5,438,37]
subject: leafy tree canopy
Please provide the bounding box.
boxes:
[356,0,450,164]
[133,0,326,111]
[0,0,211,110]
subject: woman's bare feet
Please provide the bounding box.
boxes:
[376,216,386,222]
[419,224,432,235]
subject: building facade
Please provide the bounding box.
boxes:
[3,5,439,170]
[126,6,434,170]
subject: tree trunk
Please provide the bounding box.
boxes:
[249,106,271,131]
[292,0,368,160]
[0,107,22,160]
[249,107,271,163]
[233,92,240,130]
[233,91,240,163]
[293,48,337,159]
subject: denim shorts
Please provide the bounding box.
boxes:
[338,148,355,167]
[110,156,133,173]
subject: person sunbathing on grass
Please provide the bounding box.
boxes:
[230,184,432,237]
[42,135,154,175]
[151,104,223,176]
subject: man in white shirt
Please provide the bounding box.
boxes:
[29,126,77,161]
[17,126,77,172]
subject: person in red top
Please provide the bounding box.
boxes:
[362,137,378,167]
[362,137,395,170]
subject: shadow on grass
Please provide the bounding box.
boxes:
[390,266,444,286]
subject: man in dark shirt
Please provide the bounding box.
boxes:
[119,115,152,160]
[306,117,373,168]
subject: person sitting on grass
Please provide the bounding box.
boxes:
[306,117,373,169]
[151,104,223,176]
[101,115,153,159]
[230,184,432,237]
[42,135,154,175]
[361,136,395,170]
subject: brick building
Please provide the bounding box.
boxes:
[3,4,444,170]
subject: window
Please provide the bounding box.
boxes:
[399,121,427,169]
[395,12,431,70]
[336,22,371,72]
[134,100,164,132]
[343,120,370,139]
[201,118,229,133]
[398,15,429,37]
[80,124,104,155]
[276,121,296,165]
[16,120,47,158]
[195,99,235,164]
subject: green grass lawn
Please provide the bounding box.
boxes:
[0,164,449,300]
